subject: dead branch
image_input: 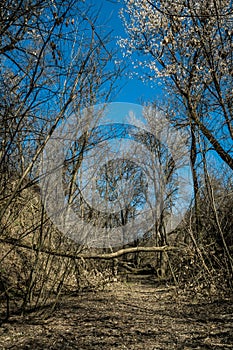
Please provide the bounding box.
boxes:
[0,237,179,260]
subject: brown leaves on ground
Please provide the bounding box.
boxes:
[0,282,232,349]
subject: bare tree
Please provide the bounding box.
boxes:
[0,0,120,317]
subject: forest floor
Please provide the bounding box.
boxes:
[0,279,232,350]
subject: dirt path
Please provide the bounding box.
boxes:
[0,282,232,349]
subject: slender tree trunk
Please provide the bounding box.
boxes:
[190,122,201,236]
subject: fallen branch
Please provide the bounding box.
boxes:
[90,246,178,259]
[0,237,179,260]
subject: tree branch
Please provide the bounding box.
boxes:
[0,237,178,260]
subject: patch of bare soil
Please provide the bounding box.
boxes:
[0,281,232,349]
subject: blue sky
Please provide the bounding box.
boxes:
[97,0,162,104]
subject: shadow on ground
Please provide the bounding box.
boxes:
[0,282,232,349]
